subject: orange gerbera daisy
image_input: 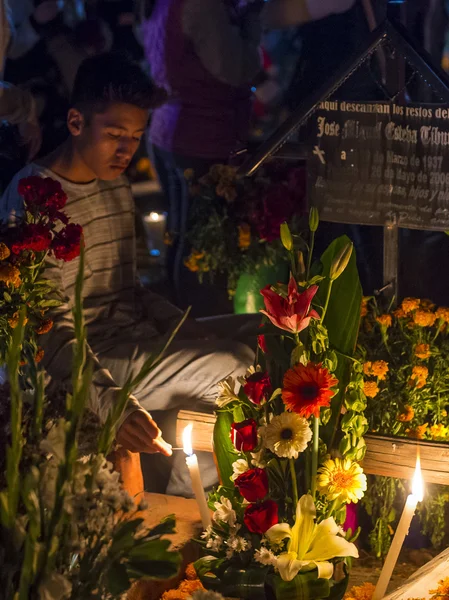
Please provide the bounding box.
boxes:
[282,362,338,418]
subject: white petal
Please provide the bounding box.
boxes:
[291,494,316,555]
[277,552,302,582]
[304,534,359,563]
[314,561,334,580]
[314,517,339,537]
[266,523,292,545]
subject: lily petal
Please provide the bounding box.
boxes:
[266,522,292,545]
[277,552,302,582]
[314,561,334,580]
[304,533,359,563]
[291,494,316,557]
[315,517,340,537]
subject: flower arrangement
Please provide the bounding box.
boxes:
[358,297,449,558]
[195,216,367,600]
[184,161,307,295]
[0,175,83,367]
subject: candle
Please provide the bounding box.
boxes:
[183,423,212,529]
[373,454,424,600]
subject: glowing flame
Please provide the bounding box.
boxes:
[182,423,193,456]
[412,453,424,501]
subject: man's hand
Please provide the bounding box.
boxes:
[116,410,173,456]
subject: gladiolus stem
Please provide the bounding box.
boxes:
[311,416,320,498]
[322,280,334,321]
[306,230,315,280]
[289,458,299,508]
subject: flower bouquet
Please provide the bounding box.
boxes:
[358,297,449,558]
[195,215,367,600]
[0,175,82,368]
[184,161,307,302]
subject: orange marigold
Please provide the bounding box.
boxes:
[401,297,420,313]
[282,362,338,418]
[413,310,437,327]
[435,307,449,323]
[363,362,372,376]
[397,405,414,422]
[0,242,10,260]
[421,298,436,310]
[344,582,376,600]
[371,360,389,380]
[376,314,392,328]
[0,264,21,287]
[35,348,45,363]
[8,312,28,329]
[238,223,251,249]
[429,576,449,600]
[363,381,379,398]
[406,423,428,439]
[393,307,407,319]
[35,318,53,335]
[415,343,431,360]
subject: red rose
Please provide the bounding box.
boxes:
[243,371,271,405]
[244,500,278,534]
[235,468,268,502]
[52,224,83,262]
[230,418,258,452]
[11,223,52,254]
[257,334,267,353]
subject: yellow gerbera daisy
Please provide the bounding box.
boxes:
[430,423,449,440]
[317,458,367,504]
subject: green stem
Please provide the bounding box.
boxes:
[326,498,339,519]
[321,280,334,321]
[306,231,315,280]
[311,416,320,498]
[289,458,299,508]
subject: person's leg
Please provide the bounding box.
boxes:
[97,336,254,496]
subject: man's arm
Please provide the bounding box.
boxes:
[182,0,262,87]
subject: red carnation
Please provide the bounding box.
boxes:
[235,468,268,502]
[18,176,67,214]
[244,500,279,534]
[230,418,258,452]
[52,224,83,262]
[243,371,271,405]
[11,223,52,254]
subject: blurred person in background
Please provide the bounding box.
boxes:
[138,0,263,304]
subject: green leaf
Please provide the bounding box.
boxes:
[213,410,236,486]
[316,236,362,449]
[3,292,12,302]
[147,515,177,538]
[107,562,130,596]
[267,571,331,600]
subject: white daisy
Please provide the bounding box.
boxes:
[206,535,223,552]
[213,496,237,528]
[227,536,250,553]
[216,376,239,408]
[250,448,267,468]
[260,412,312,459]
[254,547,278,567]
[230,458,249,482]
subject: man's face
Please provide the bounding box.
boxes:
[68,102,149,181]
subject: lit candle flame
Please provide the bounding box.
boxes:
[412,452,424,502]
[182,423,193,456]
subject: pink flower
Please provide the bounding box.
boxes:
[260,276,320,334]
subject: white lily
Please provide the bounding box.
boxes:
[265,494,358,582]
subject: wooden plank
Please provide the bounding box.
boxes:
[175,412,449,484]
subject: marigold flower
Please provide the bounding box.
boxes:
[282,362,338,418]
[343,582,376,600]
[8,311,28,329]
[435,307,449,323]
[360,305,368,317]
[401,297,420,313]
[393,307,407,319]
[317,458,367,504]
[429,576,449,600]
[430,423,449,440]
[0,264,21,287]
[409,365,429,389]
[184,253,200,272]
[238,223,251,249]
[413,310,437,327]
[371,360,389,380]
[363,381,379,398]
[397,405,414,422]
[376,314,392,328]
[406,424,428,440]
[415,343,431,360]
[363,362,372,376]
[0,242,10,260]
[35,347,45,363]
[420,298,436,310]
[35,318,53,335]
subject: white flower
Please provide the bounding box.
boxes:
[227,536,250,553]
[260,412,312,459]
[216,376,240,407]
[250,448,267,468]
[254,547,278,567]
[206,535,224,552]
[38,573,72,600]
[265,494,358,582]
[213,496,237,528]
[230,458,249,482]
[40,419,67,463]
[201,525,213,540]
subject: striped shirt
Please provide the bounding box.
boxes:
[1,164,182,424]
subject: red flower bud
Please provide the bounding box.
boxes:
[244,500,279,534]
[257,334,268,353]
[230,418,258,452]
[235,468,268,502]
[243,371,271,405]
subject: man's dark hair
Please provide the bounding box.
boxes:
[71,52,166,120]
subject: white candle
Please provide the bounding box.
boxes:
[183,424,212,529]
[373,455,424,600]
